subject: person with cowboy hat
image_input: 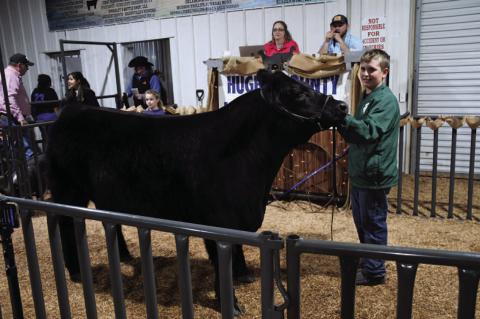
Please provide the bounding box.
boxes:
[127,56,161,108]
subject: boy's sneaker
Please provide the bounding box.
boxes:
[355,271,385,286]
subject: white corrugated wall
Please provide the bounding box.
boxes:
[414,0,480,173]
[1,0,411,111]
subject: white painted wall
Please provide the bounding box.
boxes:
[0,0,412,111]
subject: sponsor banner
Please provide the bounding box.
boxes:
[361,16,386,50]
[219,71,349,107]
[45,0,331,31]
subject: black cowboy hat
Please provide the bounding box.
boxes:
[128,56,153,68]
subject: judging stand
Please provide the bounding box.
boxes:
[204,52,363,205]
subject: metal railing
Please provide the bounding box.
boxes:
[0,196,285,319]
[286,235,480,319]
[395,115,479,220]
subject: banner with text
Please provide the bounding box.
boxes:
[219,71,349,107]
[45,0,331,31]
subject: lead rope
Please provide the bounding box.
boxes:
[269,146,349,205]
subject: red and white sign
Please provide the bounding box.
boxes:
[361,17,386,50]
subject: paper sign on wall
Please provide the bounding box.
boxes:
[361,17,386,50]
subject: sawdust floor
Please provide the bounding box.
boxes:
[0,174,479,318]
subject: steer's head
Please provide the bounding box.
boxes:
[257,69,347,131]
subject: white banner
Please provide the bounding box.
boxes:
[219,71,350,107]
[45,0,332,31]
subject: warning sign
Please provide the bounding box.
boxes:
[361,17,386,50]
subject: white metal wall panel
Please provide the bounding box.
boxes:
[416,0,480,116]
[1,0,412,112]
[304,4,327,54]
[176,16,196,105]
[284,5,305,51]
[193,14,212,100]
[227,11,247,56]
[415,0,480,173]
[264,7,284,42]
[245,9,265,46]
[209,12,229,58]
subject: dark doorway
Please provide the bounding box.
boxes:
[123,39,174,105]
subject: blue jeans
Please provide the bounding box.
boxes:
[351,186,390,278]
[0,117,34,160]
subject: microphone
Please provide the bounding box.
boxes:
[332,32,338,46]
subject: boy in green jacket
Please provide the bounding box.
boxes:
[339,49,400,285]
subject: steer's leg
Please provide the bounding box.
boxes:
[52,191,89,282]
[232,245,254,283]
[204,239,244,316]
[115,225,133,262]
[58,216,81,282]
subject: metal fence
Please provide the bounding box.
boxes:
[285,235,480,319]
[395,116,480,220]
[1,196,479,318]
[0,196,285,319]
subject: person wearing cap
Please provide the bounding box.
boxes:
[126,56,161,108]
[319,14,363,56]
[0,53,35,126]
[0,53,35,160]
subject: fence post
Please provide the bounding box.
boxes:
[73,217,97,319]
[413,125,422,216]
[19,209,46,319]
[217,241,234,319]
[138,228,159,319]
[286,235,301,319]
[104,223,126,319]
[396,262,418,319]
[430,128,439,218]
[339,256,358,319]
[396,124,405,215]
[260,231,275,318]
[466,128,476,220]
[175,233,194,319]
[46,215,71,319]
[457,267,480,319]
[447,127,457,219]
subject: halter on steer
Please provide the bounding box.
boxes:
[259,88,333,131]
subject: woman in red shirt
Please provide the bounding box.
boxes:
[263,20,300,56]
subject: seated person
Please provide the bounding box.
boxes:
[143,89,165,116]
[263,20,299,70]
[126,56,161,109]
[319,14,363,56]
[31,74,59,122]
[264,20,300,57]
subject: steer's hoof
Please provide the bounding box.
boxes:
[234,273,255,284]
[69,272,81,283]
[234,302,246,317]
[120,252,133,262]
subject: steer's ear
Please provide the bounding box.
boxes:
[257,69,278,105]
[256,69,271,86]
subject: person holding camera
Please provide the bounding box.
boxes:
[319,14,362,56]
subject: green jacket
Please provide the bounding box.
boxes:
[340,84,400,189]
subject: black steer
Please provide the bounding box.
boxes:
[46,69,347,313]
